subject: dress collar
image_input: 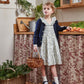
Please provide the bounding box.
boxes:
[40,16,56,25]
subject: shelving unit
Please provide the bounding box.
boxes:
[57,0,84,9]
[14,17,84,35]
[14,24,34,35]
[14,24,84,35]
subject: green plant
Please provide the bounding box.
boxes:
[54,0,60,7]
[33,4,44,20]
[69,21,84,28]
[0,60,33,80]
[17,0,33,16]
[17,0,31,10]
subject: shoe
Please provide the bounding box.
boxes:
[43,81,48,84]
[52,81,57,84]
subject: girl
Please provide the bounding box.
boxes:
[33,2,72,84]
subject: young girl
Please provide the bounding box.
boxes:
[33,2,72,84]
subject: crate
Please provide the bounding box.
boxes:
[16,17,35,32]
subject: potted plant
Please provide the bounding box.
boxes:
[0,60,33,84]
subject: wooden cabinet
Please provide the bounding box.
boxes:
[58,0,84,8]
[0,0,9,4]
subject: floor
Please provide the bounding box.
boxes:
[26,82,52,84]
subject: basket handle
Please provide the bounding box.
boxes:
[5,67,15,72]
[30,50,40,59]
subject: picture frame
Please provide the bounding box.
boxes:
[0,0,9,4]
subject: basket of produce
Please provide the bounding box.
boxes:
[0,60,33,84]
[63,21,84,32]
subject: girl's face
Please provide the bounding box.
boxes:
[43,5,54,16]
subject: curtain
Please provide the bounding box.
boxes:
[59,35,84,84]
[14,34,60,84]
[14,34,84,84]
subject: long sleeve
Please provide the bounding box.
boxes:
[56,20,67,31]
[33,19,41,45]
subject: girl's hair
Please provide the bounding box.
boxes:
[43,2,56,13]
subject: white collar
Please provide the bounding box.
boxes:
[40,16,56,25]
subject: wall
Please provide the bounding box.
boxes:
[0,0,84,64]
[0,0,36,65]
[36,0,84,22]
[0,0,16,64]
[56,7,84,22]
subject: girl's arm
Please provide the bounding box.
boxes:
[56,20,67,31]
[33,19,41,45]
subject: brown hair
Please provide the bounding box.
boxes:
[43,2,56,13]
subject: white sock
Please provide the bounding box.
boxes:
[42,76,48,81]
[42,76,48,84]
[53,77,59,84]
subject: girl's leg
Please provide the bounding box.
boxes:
[41,65,46,76]
[41,65,48,84]
[50,65,59,84]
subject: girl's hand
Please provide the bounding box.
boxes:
[33,45,38,52]
[66,26,72,31]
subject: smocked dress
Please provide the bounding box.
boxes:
[38,17,62,66]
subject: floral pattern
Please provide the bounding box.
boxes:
[59,35,84,84]
[14,34,84,84]
[39,17,62,66]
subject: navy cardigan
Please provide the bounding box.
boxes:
[33,19,67,47]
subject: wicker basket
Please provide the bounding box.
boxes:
[0,68,26,84]
[27,51,44,68]
[0,75,26,84]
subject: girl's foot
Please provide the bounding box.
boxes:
[43,81,48,84]
[52,81,57,84]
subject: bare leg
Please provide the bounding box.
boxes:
[50,65,59,84]
[41,65,48,84]
[50,65,58,77]
[41,65,46,76]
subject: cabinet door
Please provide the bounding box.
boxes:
[60,0,84,7]
[60,0,71,6]
[72,0,82,3]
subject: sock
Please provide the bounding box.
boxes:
[42,76,48,81]
[53,77,59,84]
[42,76,48,84]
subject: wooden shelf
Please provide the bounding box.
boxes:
[15,32,34,35]
[57,3,84,9]
[15,31,84,35]
[0,0,9,4]
[59,31,84,35]
[14,24,84,35]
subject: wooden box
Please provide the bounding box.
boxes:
[16,17,35,32]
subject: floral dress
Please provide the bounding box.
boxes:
[38,17,62,66]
